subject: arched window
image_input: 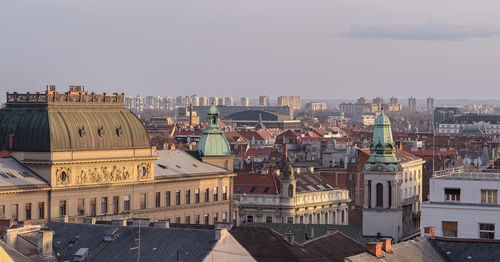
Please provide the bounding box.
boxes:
[341,210,345,223]
[309,214,312,224]
[325,212,329,224]
[376,183,384,207]
[317,213,321,224]
[332,212,336,224]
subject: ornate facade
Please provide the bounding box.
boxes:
[0,86,234,225]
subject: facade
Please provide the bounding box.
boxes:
[305,102,327,112]
[234,162,351,225]
[437,114,500,134]
[421,167,500,239]
[259,95,269,107]
[0,87,234,226]
[362,112,424,241]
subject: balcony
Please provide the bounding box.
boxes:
[402,195,420,206]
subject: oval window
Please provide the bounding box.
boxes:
[60,171,67,182]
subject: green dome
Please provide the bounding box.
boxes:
[198,105,231,157]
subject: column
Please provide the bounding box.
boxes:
[383,181,390,208]
[371,182,377,208]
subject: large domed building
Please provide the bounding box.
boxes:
[0,86,234,226]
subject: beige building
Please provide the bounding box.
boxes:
[305,102,327,112]
[0,86,234,226]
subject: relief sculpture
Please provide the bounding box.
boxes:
[75,164,134,184]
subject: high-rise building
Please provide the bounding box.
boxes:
[390,97,398,104]
[408,96,417,112]
[373,97,384,104]
[200,97,209,106]
[277,96,301,111]
[209,97,218,106]
[240,97,249,107]
[426,97,435,111]
[225,97,234,106]
[191,95,200,106]
[259,96,269,107]
[305,102,327,111]
[218,97,226,106]
[357,97,368,104]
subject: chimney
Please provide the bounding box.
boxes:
[424,226,435,237]
[112,219,127,226]
[283,232,295,245]
[366,242,383,258]
[8,134,14,151]
[83,217,96,225]
[73,248,89,261]
[38,231,53,257]
[309,166,314,173]
[380,238,392,253]
[215,227,227,241]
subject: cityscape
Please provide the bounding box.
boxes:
[2,1,500,262]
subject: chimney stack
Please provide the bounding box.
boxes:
[380,238,392,253]
[8,134,14,151]
[38,231,54,257]
[424,226,435,237]
[112,219,127,226]
[83,217,96,225]
[366,242,383,258]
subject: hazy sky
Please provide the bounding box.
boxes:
[1,0,500,99]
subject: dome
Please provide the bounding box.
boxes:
[198,105,231,157]
[364,111,401,172]
[0,96,151,152]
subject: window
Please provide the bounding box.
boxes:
[325,212,329,224]
[155,192,161,208]
[204,214,209,225]
[266,216,273,223]
[195,215,200,224]
[442,221,458,237]
[222,212,227,222]
[36,203,42,219]
[140,194,147,209]
[11,204,18,221]
[309,214,312,224]
[185,216,191,224]
[445,188,461,202]
[376,183,383,207]
[479,223,495,239]
[0,205,4,219]
[112,196,119,214]
[185,190,191,204]
[317,214,321,224]
[124,195,130,211]
[205,188,210,202]
[59,200,67,216]
[195,189,200,203]
[214,213,218,223]
[481,190,498,204]
[341,210,345,223]
[300,216,304,224]
[101,197,108,214]
[287,217,293,224]
[77,199,85,216]
[213,187,218,202]
[25,203,31,220]
[175,191,181,205]
[90,198,96,217]
[165,191,171,207]
[176,217,181,223]
[247,215,254,223]
[222,186,227,200]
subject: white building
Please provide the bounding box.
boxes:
[421,167,500,239]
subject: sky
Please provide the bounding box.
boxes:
[1,0,500,99]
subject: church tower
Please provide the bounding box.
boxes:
[362,111,405,241]
[198,105,233,171]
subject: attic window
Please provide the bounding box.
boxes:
[236,186,243,193]
[192,164,198,167]
[157,164,168,169]
[0,172,9,178]
[20,171,32,177]
[175,165,181,169]
[250,186,257,193]
[263,187,270,193]
[6,172,16,178]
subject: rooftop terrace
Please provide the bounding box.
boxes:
[433,166,500,180]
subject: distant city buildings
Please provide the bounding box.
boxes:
[408,96,417,112]
[305,102,327,111]
[277,96,301,111]
[339,97,401,113]
[240,97,249,107]
[426,96,435,111]
[259,95,269,106]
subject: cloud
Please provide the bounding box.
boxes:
[336,22,500,41]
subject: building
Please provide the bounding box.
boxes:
[225,97,234,106]
[259,95,269,107]
[277,96,301,111]
[240,97,249,107]
[408,96,417,112]
[421,167,500,239]
[234,160,351,225]
[437,114,500,134]
[0,87,234,226]
[305,102,327,112]
[389,97,398,104]
[209,96,218,106]
[362,112,424,241]
[426,97,435,112]
[218,97,226,106]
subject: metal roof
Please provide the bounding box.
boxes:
[154,150,229,178]
[0,157,48,189]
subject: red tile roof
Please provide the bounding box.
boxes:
[234,173,279,195]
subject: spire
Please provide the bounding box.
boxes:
[364,112,401,172]
[198,104,231,157]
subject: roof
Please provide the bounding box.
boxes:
[0,157,48,190]
[287,170,339,193]
[346,237,445,262]
[154,150,229,178]
[302,231,366,262]
[45,222,219,262]
[0,96,151,152]
[431,237,500,261]
[198,107,231,157]
[234,173,279,195]
[237,129,265,141]
[359,148,423,166]
[241,223,376,244]
[230,227,320,262]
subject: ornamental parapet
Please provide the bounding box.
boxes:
[6,85,124,104]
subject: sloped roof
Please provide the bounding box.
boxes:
[431,237,500,261]
[302,231,366,262]
[46,222,219,262]
[234,173,279,195]
[155,150,229,178]
[0,157,48,190]
[287,171,339,193]
[237,129,265,141]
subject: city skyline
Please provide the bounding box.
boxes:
[2,0,500,99]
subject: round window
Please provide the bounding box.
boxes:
[60,171,67,182]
